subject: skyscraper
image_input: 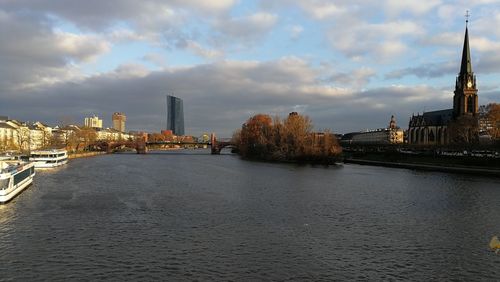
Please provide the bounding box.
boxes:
[112,112,126,132]
[166,95,185,136]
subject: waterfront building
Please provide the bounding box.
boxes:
[0,118,30,152]
[84,115,103,129]
[28,122,53,150]
[408,21,479,145]
[166,95,185,136]
[0,122,18,151]
[342,115,404,145]
[96,128,132,142]
[112,112,126,132]
[130,131,149,142]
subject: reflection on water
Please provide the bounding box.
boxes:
[1,149,499,280]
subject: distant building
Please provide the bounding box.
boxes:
[166,95,185,136]
[52,125,81,150]
[408,22,479,145]
[95,128,133,142]
[0,122,18,151]
[112,112,126,132]
[129,131,148,142]
[479,104,494,135]
[84,115,103,129]
[28,122,53,150]
[341,115,404,145]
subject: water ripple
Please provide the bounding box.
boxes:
[0,152,499,280]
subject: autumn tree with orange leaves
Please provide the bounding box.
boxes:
[234,113,342,163]
[487,103,500,140]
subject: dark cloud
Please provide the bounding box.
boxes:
[385,61,457,79]
[1,0,498,138]
[0,0,234,30]
[0,10,109,90]
[477,52,500,74]
[0,59,458,136]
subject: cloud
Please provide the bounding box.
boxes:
[419,32,462,47]
[1,56,458,136]
[1,0,235,30]
[477,51,500,73]
[298,1,348,20]
[327,20,424,60]
[110,64,151,78]
[384,0,442,17]
[328,67,376,89]
[183,40,224,60]
[289,25,304,39]
[385,61,457,79]
[2,0,499,137]
[0,11,110,90]
[214,12,278,43]
[142,53,168,68]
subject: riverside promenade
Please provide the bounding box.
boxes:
[344,158,500,177]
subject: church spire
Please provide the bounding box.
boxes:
[460,11,472,75]
[453,10,479,118]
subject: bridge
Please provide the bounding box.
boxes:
[97,133,234,155]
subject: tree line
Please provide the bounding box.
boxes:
[232,113,342,163]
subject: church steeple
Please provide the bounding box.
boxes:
[459,26,472,75]
[453,11,478,118]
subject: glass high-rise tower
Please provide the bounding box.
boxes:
[166,95,185,136]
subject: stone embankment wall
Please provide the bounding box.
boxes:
[68,151,107,159]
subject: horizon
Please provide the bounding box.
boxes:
[1,1,499,136]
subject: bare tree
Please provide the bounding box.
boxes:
[448,116,479,144]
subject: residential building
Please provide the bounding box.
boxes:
[96,128,133,142]
[52,125,81,150]
[84,115,103,129]
[28,122,53,150]
[0,122,18,151]
[479,104,494,134]
[0,117,30,152]
[112,112,126,132]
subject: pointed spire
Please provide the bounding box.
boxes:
[460,14,472,75]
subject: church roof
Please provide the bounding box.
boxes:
[410,109,453,127]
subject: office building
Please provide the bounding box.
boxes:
[166,95,185,136]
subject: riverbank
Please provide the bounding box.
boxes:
[68,151,107,159]
[344,157,500,177]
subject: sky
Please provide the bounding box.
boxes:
[1,0,499,137]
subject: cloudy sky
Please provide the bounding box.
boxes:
[1,0,500,136]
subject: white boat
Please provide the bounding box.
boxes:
[30,149,68,168]
[0,160,36,203]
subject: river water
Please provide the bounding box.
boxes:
[1,150,499,281]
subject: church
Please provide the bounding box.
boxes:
[408,22,479,145]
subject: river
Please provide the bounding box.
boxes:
[1,150,499,280]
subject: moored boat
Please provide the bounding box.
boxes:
[0,160,36,203]
[30,149,68,168]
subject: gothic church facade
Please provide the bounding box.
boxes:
[408,24,479,145]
